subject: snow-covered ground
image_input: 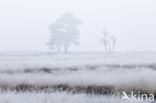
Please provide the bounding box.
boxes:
[0,52,156,103]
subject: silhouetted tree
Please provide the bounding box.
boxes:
[47,12,83,53]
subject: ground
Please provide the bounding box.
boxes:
[0,52,156,103]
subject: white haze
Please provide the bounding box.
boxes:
[0,0,156,52]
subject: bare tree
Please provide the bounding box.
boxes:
[100,28,117,53]
[47,12,83,53]
[100,28,109,52]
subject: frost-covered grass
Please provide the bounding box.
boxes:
[0,52,156,71]
[0,92,149,103]
[0,52,156,102]
[0,67,156,94]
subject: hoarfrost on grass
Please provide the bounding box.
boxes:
[0,53,156,103]
[0,92,149,103]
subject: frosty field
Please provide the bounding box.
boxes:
[0,52,156,103]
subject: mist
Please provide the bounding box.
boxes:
[0,0,156,52]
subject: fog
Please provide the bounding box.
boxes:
[0,0,156,52]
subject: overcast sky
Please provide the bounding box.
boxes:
[0,0,156,52]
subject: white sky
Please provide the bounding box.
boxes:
[0,0,156,52]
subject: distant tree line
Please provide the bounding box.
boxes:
[47,12,117,53]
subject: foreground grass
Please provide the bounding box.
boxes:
[0,91,149,103]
